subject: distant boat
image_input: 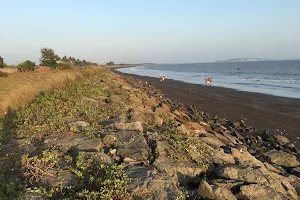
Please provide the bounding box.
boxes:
[237,68,240,70]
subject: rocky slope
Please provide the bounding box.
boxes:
[0,68,299,199]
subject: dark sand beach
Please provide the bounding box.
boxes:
[115,70,300,146]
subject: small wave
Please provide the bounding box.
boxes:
[232,78,300,85]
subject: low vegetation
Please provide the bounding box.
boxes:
[0,67,101,117]
[0,71,8,77]
[17,60,36,72]
[0,68,133,199]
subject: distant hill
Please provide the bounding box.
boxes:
[215,58,274,63]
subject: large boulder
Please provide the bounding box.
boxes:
[152,141,206,185]
[275,135,290,145]
[216,165,298,198]
[115,131,149,163]
[216,166,268,184]
[264,149,300,167]
[125,165,183,200]
[198,181,237,200]
[44,135,103,152]
[230,147,265,168]
[237,184,289,200]
[107,121,143,132]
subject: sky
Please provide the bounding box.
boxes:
[0,0,300,65]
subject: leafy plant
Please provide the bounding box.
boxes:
[39,48,60,68]
[17,60,36,72]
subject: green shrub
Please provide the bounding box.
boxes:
[18,60,36,72]
[0,71,8,77]
[56,62,73,70]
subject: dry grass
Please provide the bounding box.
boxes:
[0,66,101,116]
[0,67,18,74]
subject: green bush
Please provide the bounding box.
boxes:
[18,60,36,72]
[56,62,73,70]
[0,71,8,77]
[39,48,60,68]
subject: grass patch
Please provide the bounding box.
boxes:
[0,71,8,77]
[0,67,100,117]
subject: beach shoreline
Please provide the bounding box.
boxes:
[115,70,300,147]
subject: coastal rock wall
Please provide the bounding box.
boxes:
[0,68,299,199]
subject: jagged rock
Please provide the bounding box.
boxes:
[237,184,289,200]
[198,181,215,199]
[275,135,290,145]
[125,165,183,200]
[100,114,127,126]
[154,115,164,125]
[143,96,159,108]
[233,121,242,128]
[108,121,143,132]
[216,165,298,198]
[188,141,235,166]
[44,135,103,152]
[154,103,171,114]
[211,179,244,191]
[264,149,300,167]
[200,136,226,148]
[115,131,149,162]
[109,149,117,155]
[231,148,265,168]
[68,121,90,131]
[173,109,191,121]
[198,181,237,200]
[264,162,282,173]
[214,132,234,146]
[200,122,214,132]
[129,106,160,125]
[184,122,207,135]
[153,141,206,185]
[216,166,268,184]
[102,135,118,145]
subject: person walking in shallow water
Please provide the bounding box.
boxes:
[205,77,212,86]
[160,74,166,82]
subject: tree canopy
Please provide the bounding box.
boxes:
[39,48,60,68]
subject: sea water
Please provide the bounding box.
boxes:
[116,60,300,99]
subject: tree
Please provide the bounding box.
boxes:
[61,55,68,62]
[18,60,36,72]
[39,48,60,68]
[0,56,4,68]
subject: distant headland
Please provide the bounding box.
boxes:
[215,58,275,63]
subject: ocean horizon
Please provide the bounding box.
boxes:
[117,60,300,99]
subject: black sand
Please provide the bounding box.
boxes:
[116,71,300,146]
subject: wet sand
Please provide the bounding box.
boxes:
[116,70,300,146]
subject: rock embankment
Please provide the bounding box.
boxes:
[0,69,299,199]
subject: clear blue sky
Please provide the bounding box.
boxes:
[0,0,299,64]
